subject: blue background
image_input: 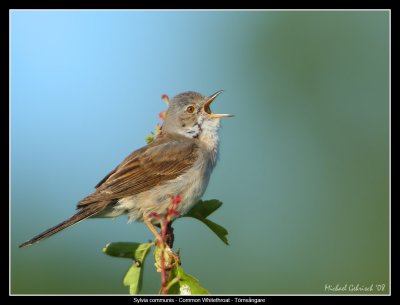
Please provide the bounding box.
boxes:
[11,11,389,294]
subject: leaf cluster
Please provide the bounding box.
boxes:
[103,200,228,294]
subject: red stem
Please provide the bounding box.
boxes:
[160,242,167,294]
[150,195,182,295]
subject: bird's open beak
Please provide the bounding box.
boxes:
[204,90,234,119]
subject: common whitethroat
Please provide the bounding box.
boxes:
[19,90,233,248]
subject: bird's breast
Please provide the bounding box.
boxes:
[112,151,215,223]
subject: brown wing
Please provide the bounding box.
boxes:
[93,145,149,189]
[77,134,199,207]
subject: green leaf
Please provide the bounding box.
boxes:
[182,200,229,245]
[145,133,155,144]
[103,242,154,294]
[193,218,229,245]
[123,263,142,295]
[167,265,209,295]
[103,242,146,259]
[185,199,223,219]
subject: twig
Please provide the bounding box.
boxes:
[148,195,182,294]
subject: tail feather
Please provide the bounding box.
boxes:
[19,206,102,248]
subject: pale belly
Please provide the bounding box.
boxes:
[97,159,213,223]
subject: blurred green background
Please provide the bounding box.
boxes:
[10,11,389,294]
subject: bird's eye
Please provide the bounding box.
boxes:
[186,105,195,113]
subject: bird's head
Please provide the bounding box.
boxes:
[162,91,233,144]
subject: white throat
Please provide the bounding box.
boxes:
[171,114,220,153]
[178,118,220,147]
[198,119,220,151]
[175,117,221,165]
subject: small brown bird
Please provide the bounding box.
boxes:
[19,90,232,248]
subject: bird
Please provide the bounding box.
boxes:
[19,90,233,248]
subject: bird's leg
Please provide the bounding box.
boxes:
[144,220,162,243]
[144,214,180,272]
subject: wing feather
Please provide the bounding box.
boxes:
[78,134,198,207]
